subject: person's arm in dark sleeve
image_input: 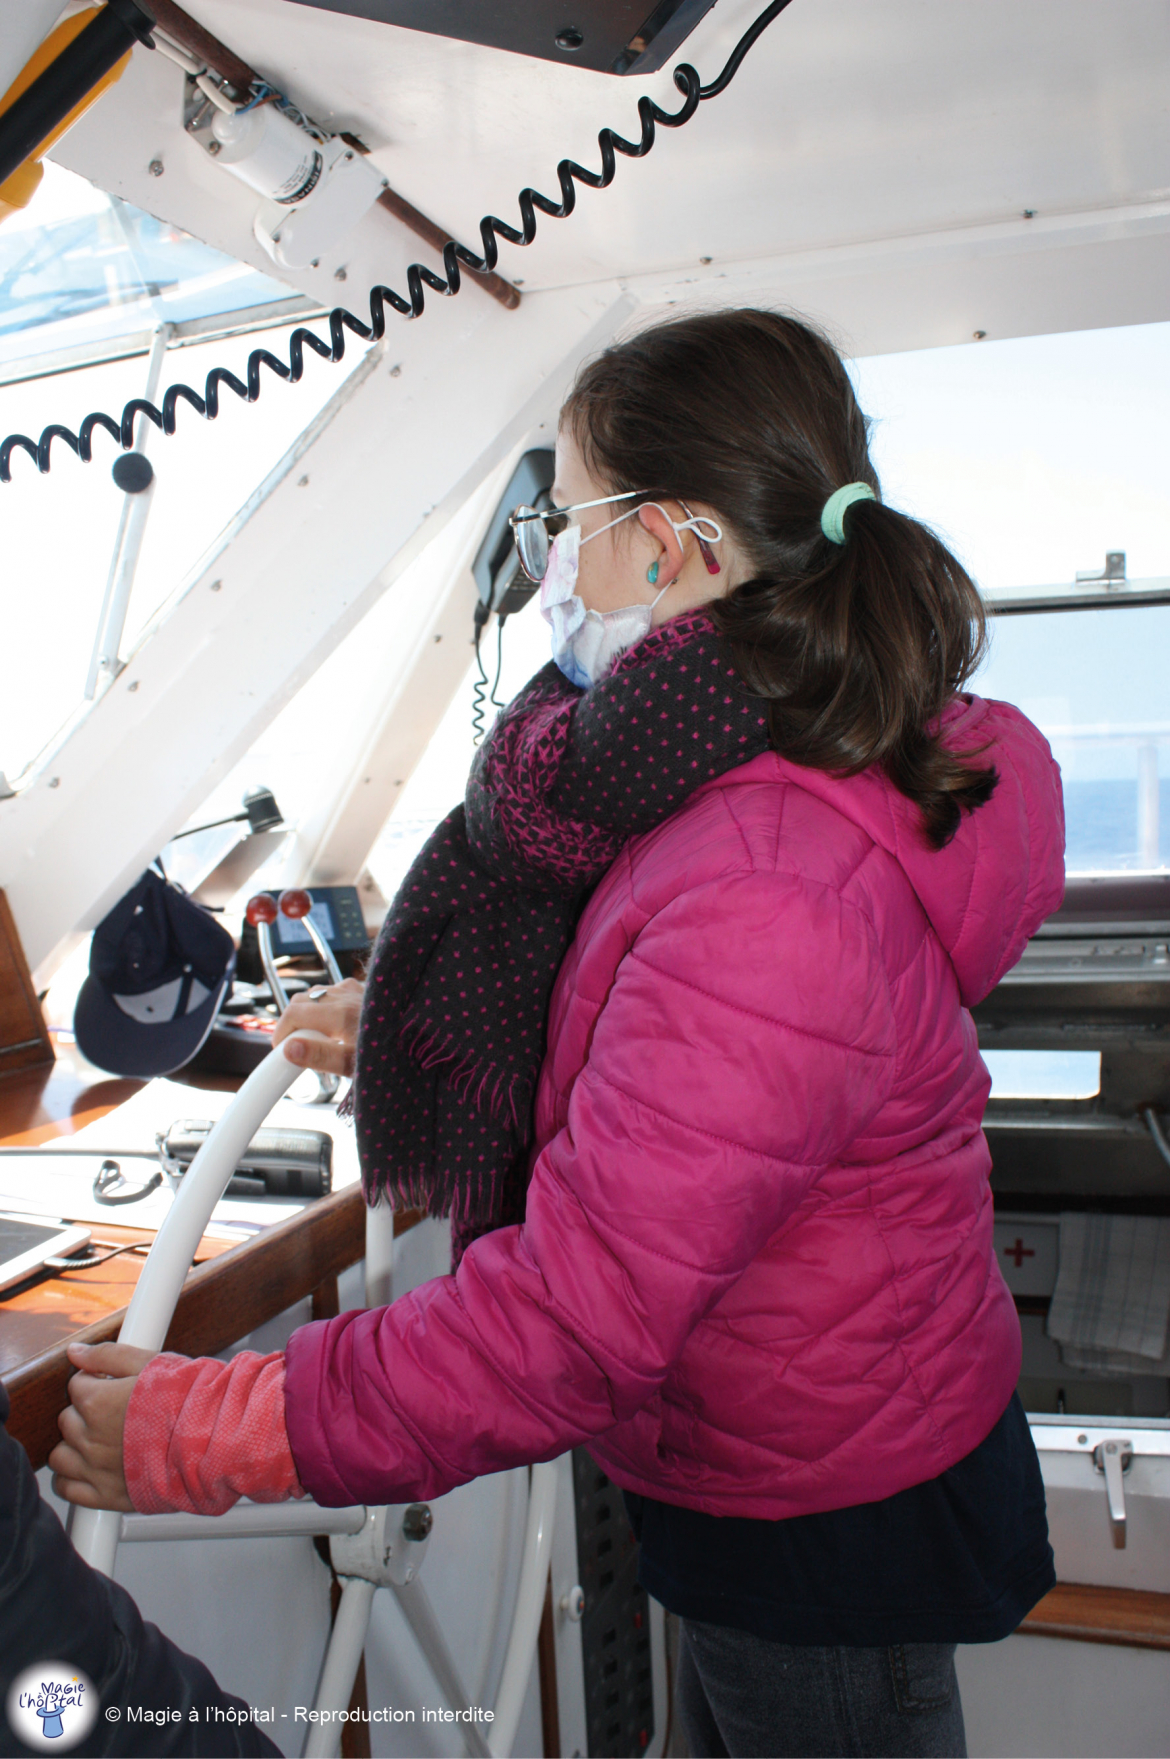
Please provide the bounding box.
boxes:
[0,1383,282,1757]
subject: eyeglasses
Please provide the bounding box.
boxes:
[508,490,643,585]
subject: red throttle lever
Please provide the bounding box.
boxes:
[245,892,289,1014]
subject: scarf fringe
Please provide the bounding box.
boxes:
[398,1014,525,1130]
[362,1156,504,1227]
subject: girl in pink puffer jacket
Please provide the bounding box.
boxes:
[55,310,1064,1759]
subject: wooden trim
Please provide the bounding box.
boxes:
[6,1191,425,1470]
[0,889,53,1080]
[1020,1581,1170,1651]
[144,0,256,96]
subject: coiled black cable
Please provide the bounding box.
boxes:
[471,603,491,744]
[0,1,792,485]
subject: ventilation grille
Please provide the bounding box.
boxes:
[572,1449,655,1758]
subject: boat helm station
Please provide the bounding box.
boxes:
[0,2,1167,1756]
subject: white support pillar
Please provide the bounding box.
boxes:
[0,284,633,986]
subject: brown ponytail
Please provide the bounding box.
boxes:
[563,308,996,848]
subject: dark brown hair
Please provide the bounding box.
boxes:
[562,308,996,848]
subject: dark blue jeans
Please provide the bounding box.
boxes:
[677,1619,967,1758]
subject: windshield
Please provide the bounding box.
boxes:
[0,167,365,789]
[0,161,293,379]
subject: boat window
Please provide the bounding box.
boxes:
[0,167,365,790]
[851,321,1170,594]
[973,603,1168,873]
[0,161,297,381]
[982,1049,1101,1101]
[852,322,1170,875]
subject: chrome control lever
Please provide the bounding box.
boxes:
[277,891,342,1103]
[244,892,289,1012]
[1093,1438,1133,1549]
[245,891,337,1103]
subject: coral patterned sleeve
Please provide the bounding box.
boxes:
[123,1350,304,1517]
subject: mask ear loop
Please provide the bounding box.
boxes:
[679,502,723,575]
[581,500,724,587]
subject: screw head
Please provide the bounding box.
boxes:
[148,158,164,176]
[555,26,584,50]
[207,139,221,156]
[699,255,712,264]
[972,329,987,340]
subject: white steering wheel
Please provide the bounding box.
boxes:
[69,1033,556,1759]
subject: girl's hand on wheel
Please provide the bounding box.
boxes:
[273,976,365,1077]
[49,1341,156,1511]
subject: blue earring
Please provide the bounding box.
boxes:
[647,559,659,585]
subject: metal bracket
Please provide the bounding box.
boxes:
[329,1501,433,1587]
[1092,1438,1134,1549]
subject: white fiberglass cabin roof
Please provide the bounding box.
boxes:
[38,0,1170,353]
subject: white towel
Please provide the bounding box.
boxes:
[1047,1213,1170,1377]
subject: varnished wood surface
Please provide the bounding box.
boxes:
[1021,1581,1170,1650]
[0,1224,232,1382]
[0,1039,142,1145]
[0,890,54,1079]
[0,1039,244,1147]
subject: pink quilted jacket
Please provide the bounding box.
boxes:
[283,694,1064,1517]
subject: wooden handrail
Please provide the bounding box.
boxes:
[5,1188,423,1470]
[1021,1581,1170,1651]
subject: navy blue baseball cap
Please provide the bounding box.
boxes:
[74,868,235,1077]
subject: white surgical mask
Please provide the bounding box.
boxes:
[539,503,722,690]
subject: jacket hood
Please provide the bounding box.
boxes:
[756,695,1066,1008]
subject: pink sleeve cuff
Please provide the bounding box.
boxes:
[124,1350,304,1517]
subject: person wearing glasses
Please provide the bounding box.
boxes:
[53,310,1063,1759]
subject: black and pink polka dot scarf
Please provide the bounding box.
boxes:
[353,608,770,1260]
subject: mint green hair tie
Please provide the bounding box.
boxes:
[820,482,876,545]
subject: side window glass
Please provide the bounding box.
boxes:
[975,604,1168,874]
[852,320,1170,876]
